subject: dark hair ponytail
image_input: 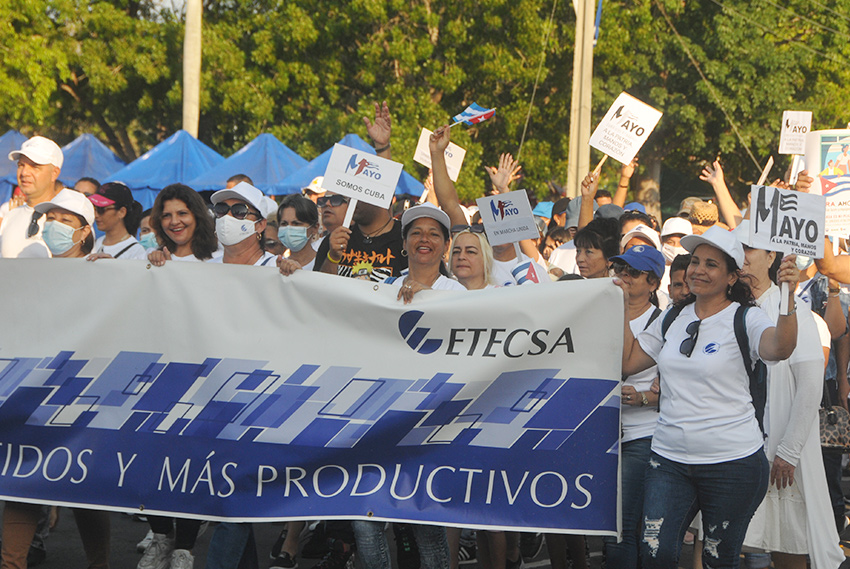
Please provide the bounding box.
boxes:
[124,201,143,236]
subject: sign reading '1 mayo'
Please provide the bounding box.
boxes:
[778,111,812,155]
[413,128,467,182]
[749,184,825,258]
[589,92,663,165]
[476,190,539,247]
[323,144,403,209]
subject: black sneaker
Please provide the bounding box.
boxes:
[393,524,420,569]
[301,523,329,559]
[520,533,543,561]
[27,547,47,567]
[270,528,288,560]
[457,542,477,565]
[313,539,353,569]
[271,551,298,569]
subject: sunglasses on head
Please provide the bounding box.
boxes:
[679,320,701,358]
[612,261,648,279]
[213,202,259,220]
[317,195,350,208]
[451,224,485,234]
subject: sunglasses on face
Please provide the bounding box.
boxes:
[94,205,117,215]
[213,202,259,220]
[451,224,485,234]
[679,320,701,358]
[612,261,647,279]
[317,195,350,208]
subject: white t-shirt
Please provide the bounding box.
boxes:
[386,272,466,292]
[93,235,147,260]
[208,251,277,266]
[548,241,580,275]
[637,301,775,464]
[491,254,550,287]
[0,203,50,258]
[623,305,661,443]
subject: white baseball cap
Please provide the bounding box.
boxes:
[35,188,95,225]
[302,176,326,195]
[211,182,271,218]
[401,203,452,233]
[620,223,661,250]
[9,136,64,169]
[661,217,693,238]
[681,225,745,269]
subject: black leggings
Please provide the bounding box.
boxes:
[148,516,203,550]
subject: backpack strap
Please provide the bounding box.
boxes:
[734,305,768,437]
[660,303,686,340]
[644,306,663,331]
[112,242,136,259]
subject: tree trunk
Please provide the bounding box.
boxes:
[636,157,661,223]
[182,0,202,138]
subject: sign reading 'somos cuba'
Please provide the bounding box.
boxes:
[323,144,403,208]
[476,190,539,246]
[750,185,826,258]
[589,92,663,165]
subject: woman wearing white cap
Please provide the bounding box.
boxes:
[617,226,799,568]
[209,182,275,267]
[2,189,111,569]
[734,221,844,569]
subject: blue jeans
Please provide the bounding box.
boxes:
[352,520,449,569]
[603,437,652,569]
[640,450,768,569]
[204,523,258,569]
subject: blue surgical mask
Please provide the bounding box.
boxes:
[42,220,84,255]
[795,254,813,272]
[139,232,158,250]
[278,226,310,252]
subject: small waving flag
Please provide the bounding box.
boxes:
[511,260,540,285]
[452,103,496,126]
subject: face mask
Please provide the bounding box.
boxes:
[278,226,310,252]
[795,254,813,272]
[662,243,688,264]
[139,232,158,250]
[42,220,83,255]
[216,215,257,247]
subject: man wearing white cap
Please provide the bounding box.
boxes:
[0,136,64,258]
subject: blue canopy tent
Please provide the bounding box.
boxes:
[187,133,308,195]
[0,130,30,204]
[273,134,424,197]
[58,134,126,187]
[104,130,225,209]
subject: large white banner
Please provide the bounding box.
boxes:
[0,260,623,534]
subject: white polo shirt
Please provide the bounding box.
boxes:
[0,203,50,258]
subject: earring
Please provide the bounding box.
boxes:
[401,249,408,257]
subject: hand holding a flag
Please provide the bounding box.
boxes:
[794,170,813,193]
[364,100,392,157]
[485,153,522,194]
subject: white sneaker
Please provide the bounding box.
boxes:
[137,529,155,553]
[137,533,174,569]
[170,549,194,569]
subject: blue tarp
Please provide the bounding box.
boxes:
[187,133,308,195]
[0,130,30,204]
[104,130,225,209]
[273,134,424,197]
[58,134,126,187]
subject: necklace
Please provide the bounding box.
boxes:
[362,216,393,244]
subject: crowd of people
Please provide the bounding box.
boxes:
[1,100,849,569]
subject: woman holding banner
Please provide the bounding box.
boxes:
[618,226,799,568]
[734,221,844,569]
[147,183,218,265]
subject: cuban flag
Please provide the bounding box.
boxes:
[511,260,540,285]
[453,103,496,126]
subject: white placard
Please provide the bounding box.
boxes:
[476,190,539,247]
[778,111,812,155]
[322,144,403,209]
[589,92,663,165]
[749,185,825,258]
[413,128,467,182]
[803,129,850,237]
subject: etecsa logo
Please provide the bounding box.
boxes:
[398,311,443,354]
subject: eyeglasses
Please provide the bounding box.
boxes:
[213,202,260,220]
[316,195,350,208]
[679,320,701,358]
[94,205,116,215]
[27,211,43,238]
[612,261,647,279]
[451,224,486,234]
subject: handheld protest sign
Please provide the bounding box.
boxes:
[803,129,850,237]
[589,93,662,165]
[756,156,774,186]
[475,190,538,247]
[323,143,403,228]
[413,128,467,182]
[778,111,812,156]
[750,184,826,313]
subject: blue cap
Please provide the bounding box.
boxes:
[610,244,666,279]
[624,201,646,213]
[532,201,554,219]
[595,203,625,220]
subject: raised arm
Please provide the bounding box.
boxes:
[429,126,467,227]
[699,159,742,228]
[484,153,522,194]
[577,172,598,230]
[364,101,392,160]
[613,157,638,207]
